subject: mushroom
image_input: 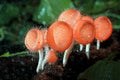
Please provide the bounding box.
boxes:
[41,49,58,70]
[24,28,44,73]
[78,16,94,53]
[73,20,95,58]
[47,21,73,52]
[94,16,112,50]
[58,9,82,29]
[58,9,82,66]
[46,21,73,66]
[24,28,58,72]
[46,49,58,63]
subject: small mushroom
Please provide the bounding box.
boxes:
[58,9,82,29]
[73,20,95,58]
[46,49,58,63]
[94,16,112,50]
[24,28,44,51]
[46,21,73,67]
[58,9,82,66]
[46,21,73,52]
[41,49,58,70]
[24,28,44,73]
[78,16,94,54]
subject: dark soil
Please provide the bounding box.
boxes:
[0,29,120,80]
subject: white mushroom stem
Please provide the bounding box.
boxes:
[80,44,83,51]
[97,40,100,50]
[41,46,49,70]
[85,43,91,59]
[63,41,74,67]
[36,49,43,73]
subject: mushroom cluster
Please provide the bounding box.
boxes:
[24,9,112,73]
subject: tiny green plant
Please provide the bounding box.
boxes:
[0,51,27,57]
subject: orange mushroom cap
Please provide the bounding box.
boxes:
[82,16,94,23]
[47,21,73,52]
[94,16,112,41]
[24,28,44,51]
[58,9,82,29]
[73,20,95,45]
[47,49,58,63]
